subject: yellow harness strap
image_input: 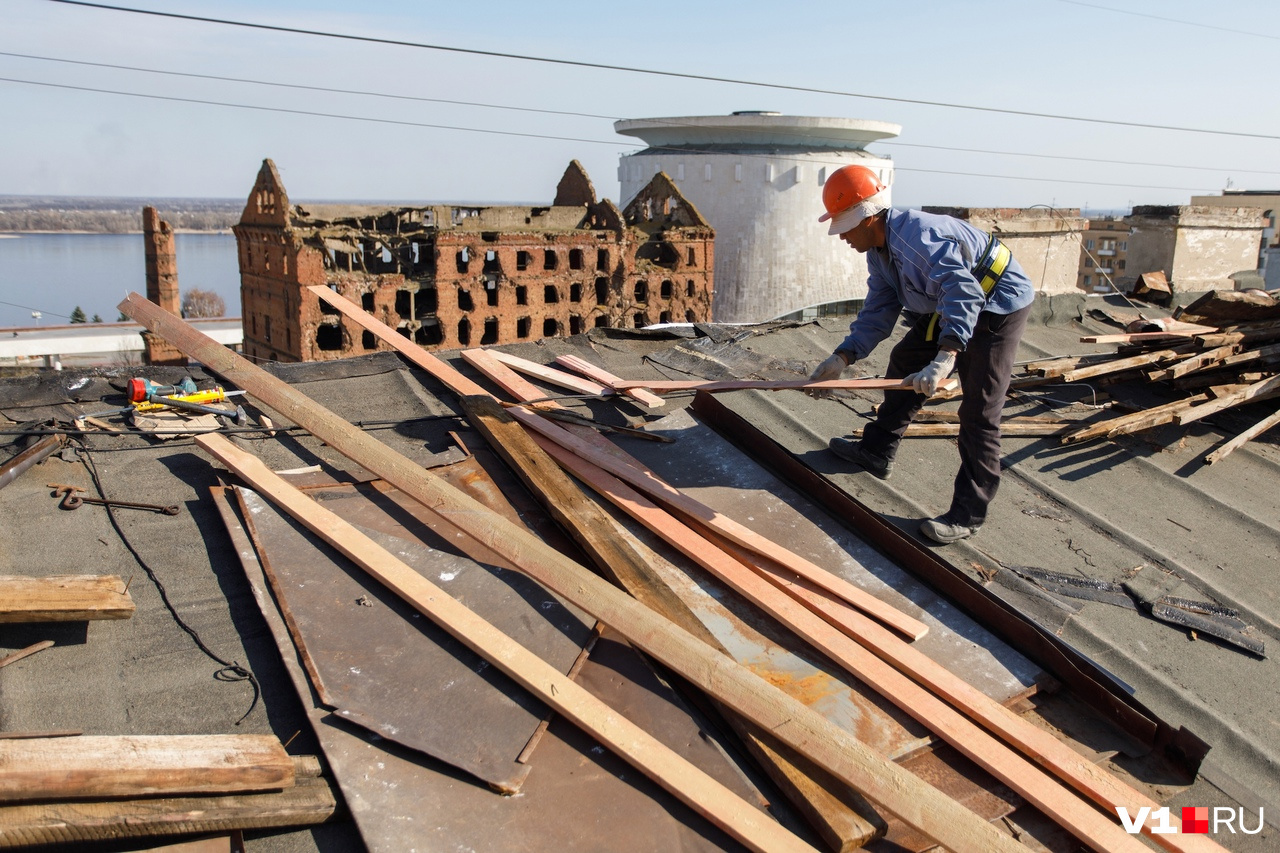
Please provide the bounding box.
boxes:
[925,238,1011,342]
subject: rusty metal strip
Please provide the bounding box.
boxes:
[690,390,1211,776]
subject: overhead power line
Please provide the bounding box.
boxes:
[0,75,1221,194]
[44,0,1280,142]
[1055,0,1280,42]
[5,50,1278,179]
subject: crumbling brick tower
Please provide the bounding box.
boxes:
[141,206,186,365]
[232,159,714,363]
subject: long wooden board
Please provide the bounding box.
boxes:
[124,291,1022,853]
[461,395,886,850]
[530,436,1154,853]
[0,575,135,623]
[197,434,818,853]
[611,378,927,393]
[0,770,333,849]
[0,735,295,802]
[486,350,609,396]
[553,353,666,408]
[462,347,927,643]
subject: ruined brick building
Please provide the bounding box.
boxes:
[232,159,715,363]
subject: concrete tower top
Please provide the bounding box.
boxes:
[614,114,901,151]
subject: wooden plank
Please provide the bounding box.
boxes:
[485,350,610,397]
[1173,374,1280,426]
[0,735,295,802]
[0,641,54,669]
[1149,344,1240,381]
[302,285,493,396]
[123,292,1022,853]
[460,395,885,851]
[852,422,1074,438]
[608,377,955,395]
[554,353,666,409]
[1059,346,1195,382]
[1205,407,1280,464]
[0,774,333,849]
[461,350,929,642]
[197,434,819,853]
[1078,326,1214,343]
[1059,395,1210,444]
[496,403,930,642]
[0,575,135,623]
[529,435,1156,853]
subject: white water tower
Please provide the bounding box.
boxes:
[615,112,900,323]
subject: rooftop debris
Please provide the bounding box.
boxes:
[97,290,1239,852]
[5,288,1268,851]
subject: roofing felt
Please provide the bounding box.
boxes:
[1,292,1277,851]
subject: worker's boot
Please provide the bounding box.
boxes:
[919,515,982,544]
[828,437,893,480]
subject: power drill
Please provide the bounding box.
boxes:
[127,376,198,403]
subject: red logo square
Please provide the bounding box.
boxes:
[1182,806,1209,834]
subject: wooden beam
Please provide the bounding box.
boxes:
[460,395,885,850]
[554,352,666,409]
[0,575,135,623]
[1205,407,1280,464]
[498,404,930,641]
[303,285,492,396]
[485,350,609,397]
[851,421,1074,438]
[1059,347,1195,382]
[608,377,946,394]
[1173,374,1280,426]
[197,433,819,853]
[121,292,1019,853]
[460,349,929,641]
[0,735,295,802]
[529,436,1159,853]
[0,772,333,849]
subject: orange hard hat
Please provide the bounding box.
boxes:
[818,165,888,235]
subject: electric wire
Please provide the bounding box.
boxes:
[74,439,261,726]
[1054,0,1280,42]
[41,0,1280,142]
[0,76,1226,194]
[5,50,1277,179]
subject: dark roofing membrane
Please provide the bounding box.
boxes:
[2,292,1278,850]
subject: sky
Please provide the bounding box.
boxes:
[1,0,1278,212]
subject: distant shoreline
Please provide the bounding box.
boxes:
[0,229,234,236]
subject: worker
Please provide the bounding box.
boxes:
[809,164,1035,544]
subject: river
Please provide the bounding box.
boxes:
[0,232,241,329]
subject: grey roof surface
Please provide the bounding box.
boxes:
[2,292,1278,851]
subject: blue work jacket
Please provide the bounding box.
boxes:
[836,208,1035,360]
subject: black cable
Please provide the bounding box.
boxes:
[42,0,1280,141]
[0,76,1227,194]
[74,439,261,726]
[1054,0,1280,41]
[7,49,1277,178]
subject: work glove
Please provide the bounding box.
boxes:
[807,353,851,399]
[906,350,956,396]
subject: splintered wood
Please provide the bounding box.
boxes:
[1024,303,1280,459]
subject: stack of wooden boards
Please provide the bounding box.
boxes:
[114,287,1234,853]
[0,502,333,847]
[1028,296,1280,462]
[0,735,332,848]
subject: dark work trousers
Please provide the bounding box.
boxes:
[859,303,1032,526]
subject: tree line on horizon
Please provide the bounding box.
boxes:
[0,203,241,233]
[67,289,226,324]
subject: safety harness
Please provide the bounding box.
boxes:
[924,235,1012,342]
